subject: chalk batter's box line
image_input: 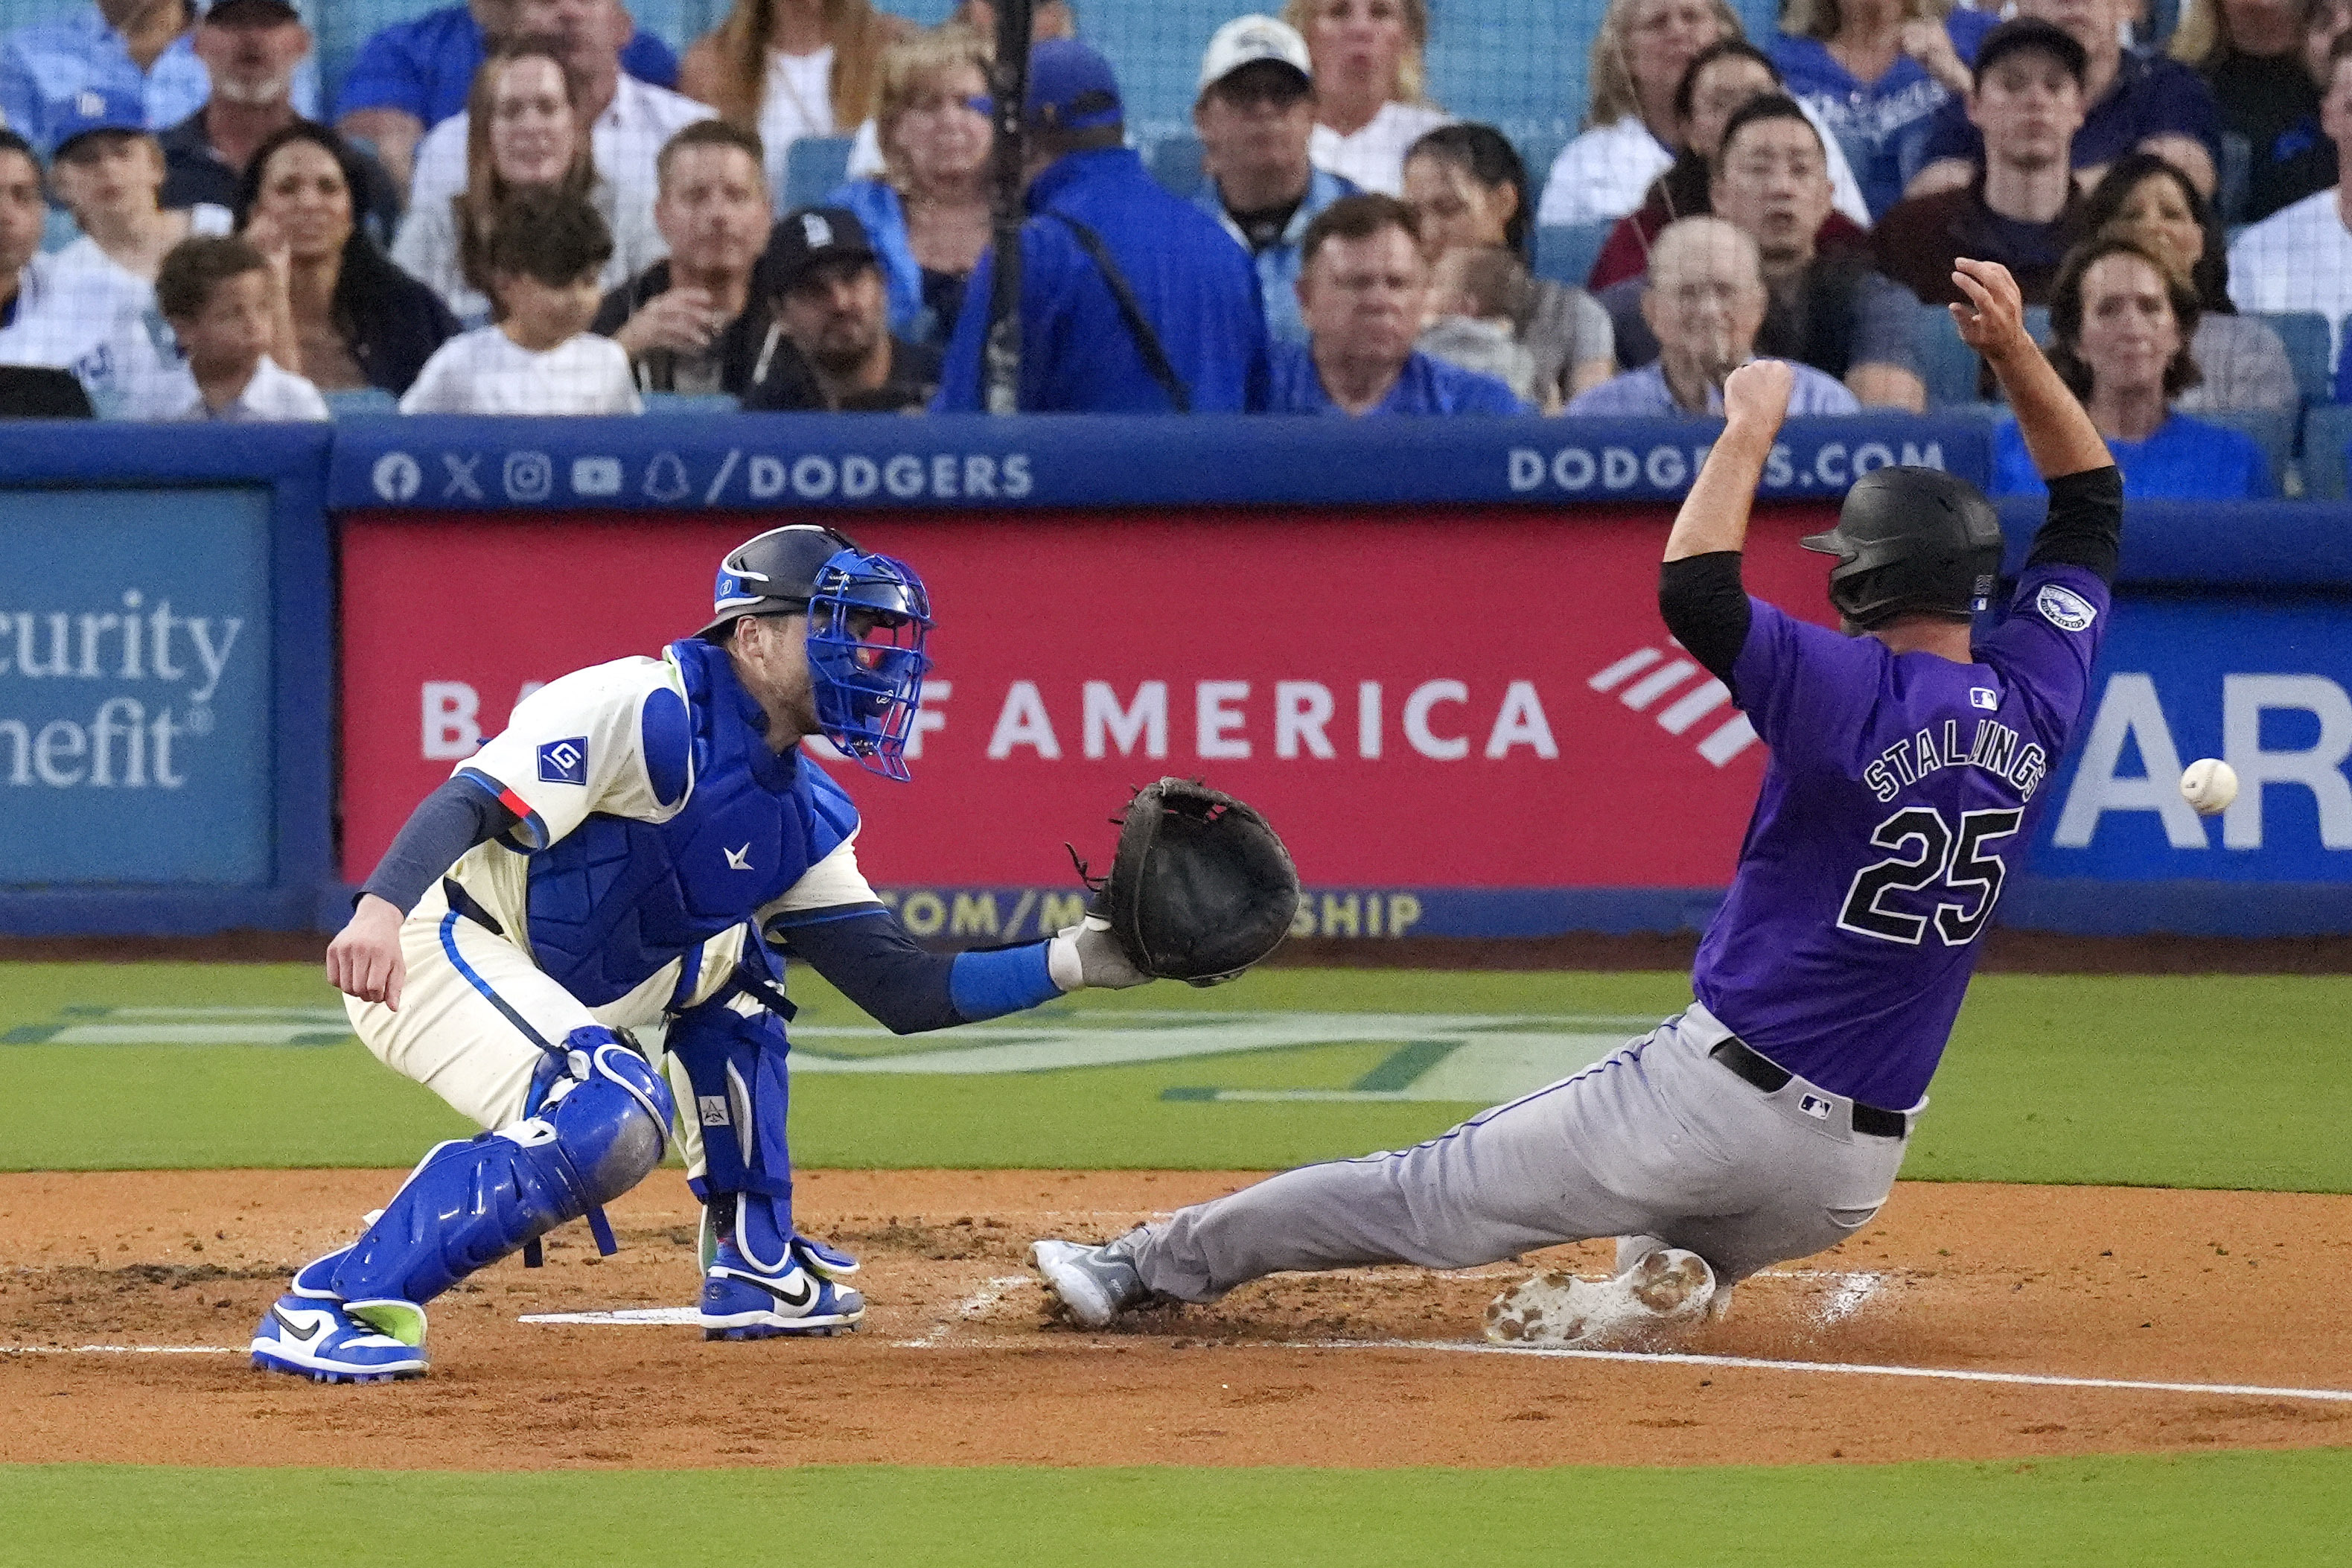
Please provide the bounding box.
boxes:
[13,1337,2351,1408]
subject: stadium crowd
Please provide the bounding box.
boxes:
[0,0,2345,496]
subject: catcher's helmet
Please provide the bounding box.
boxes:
[697,523,864,640]
[1800,466,2004,630]
[698,524,934,782]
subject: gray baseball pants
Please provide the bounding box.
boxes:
[1128,1002,1911,1302]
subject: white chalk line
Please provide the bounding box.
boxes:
[1,1344,243,1354]
[13,1331,2350,1407]
[893,1275,1034,1349]
[1282,1339,2352,1405]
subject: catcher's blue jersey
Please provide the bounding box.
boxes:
[447,637,868,1009]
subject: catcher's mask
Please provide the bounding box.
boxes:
[1800,466,2004,631]
[698,525,933,782]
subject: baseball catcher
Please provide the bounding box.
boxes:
[1033,258,2123,1346]
[252,524,1293,1382]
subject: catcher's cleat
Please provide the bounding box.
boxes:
[249,1252,428,1383]
[698,1237,864,1340]
[1030,1237,1150,1329]
[1483,1248,1716,1348]
[791,1233,859,1282]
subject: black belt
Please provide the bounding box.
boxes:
[1709,1036,1909,1139]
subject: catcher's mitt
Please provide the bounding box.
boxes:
[1087,779,1300,987]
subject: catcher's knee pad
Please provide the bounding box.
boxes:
[330,1028,672,1310]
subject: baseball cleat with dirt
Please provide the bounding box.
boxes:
[1030,1237,1149,1328]
[1483,1247,1716,1347]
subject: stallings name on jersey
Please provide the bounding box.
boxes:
[1862,716,2047,804]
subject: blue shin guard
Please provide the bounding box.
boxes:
[323,1030,673,1344]
[669,989,862,1336]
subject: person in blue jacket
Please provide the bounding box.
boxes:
[1268,192,1528,415]
[934,39,1272,412]
[1992,233,2272,500]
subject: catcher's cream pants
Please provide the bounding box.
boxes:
[345,881,755,1173]
[1127,1003,1910,1300]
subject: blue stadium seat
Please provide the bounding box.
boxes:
[643,391,739,413]
[2254,311,2336,406]
[2195,407,2294,495]
[1511,129,1572,194]
[1148,133,1205,201]
[1532,222,1609,288]
[2302,404,2352,500]
[784,136,853,211]
[1913,304,1979,407]
[323,386,398,417]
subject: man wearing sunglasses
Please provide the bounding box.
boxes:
[254,525,1150,1383]
[1193,14,1359,343]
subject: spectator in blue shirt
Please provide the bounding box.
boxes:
[1771,0,1993,220]
[1192,14,1356,345]
[1993,232,2272,498]
[1268,191,1526,415]
[0,0,316,156]
[1902,0,2220,203]
[936,40,1271,412]
[1567,215,1861,415]
[336,0,678,197]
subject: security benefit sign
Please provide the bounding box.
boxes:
[0,490,271,884]
[2033,596,2352,885]
[340,507,1843,932]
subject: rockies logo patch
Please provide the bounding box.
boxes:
[2035,584,2097,633]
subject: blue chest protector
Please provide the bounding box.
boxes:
[522,638,861,1007]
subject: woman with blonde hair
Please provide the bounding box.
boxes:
[392,43,660,325]
[823,25,992,347]
[1281,0,1453,194]
[1772,0,1993,219]
[1537,0,1866,226]
[680,0,912,203]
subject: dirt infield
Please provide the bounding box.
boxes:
[3,1170,2348,1470]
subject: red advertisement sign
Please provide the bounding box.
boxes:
[342,506,1841,892]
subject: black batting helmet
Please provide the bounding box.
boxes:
[696,523,863,641]
[1800,466,2004,630]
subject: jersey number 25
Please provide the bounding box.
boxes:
[1838,806,2024,946]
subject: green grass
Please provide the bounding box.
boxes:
[5,1452,2350,1566]
[1,963,2348,1189]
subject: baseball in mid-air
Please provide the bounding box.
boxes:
[2181,758,2238,816]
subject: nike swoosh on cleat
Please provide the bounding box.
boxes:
[748,1273,815,1310]
[270,1307,326,1343]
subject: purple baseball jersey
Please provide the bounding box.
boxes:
[1691,562,2112,1109]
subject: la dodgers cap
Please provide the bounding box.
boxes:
[759,205,878,296]
[1972,17,2088,89]
[50,86,147,159]
[1024,39,1122,132]
[1199,15,1313,94]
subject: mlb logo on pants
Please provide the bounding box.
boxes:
[1798,1094,1833,1120]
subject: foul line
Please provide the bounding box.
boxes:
[1284,1339,2352,1404]
[1,1344,242,1354]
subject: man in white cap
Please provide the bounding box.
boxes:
[1193,13,1357,343]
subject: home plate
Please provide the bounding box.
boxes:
[518,1307,702,1326]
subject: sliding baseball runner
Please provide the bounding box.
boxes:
[1033,257,2123,1344]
